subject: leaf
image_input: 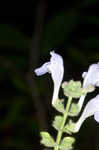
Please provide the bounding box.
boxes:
[40,132,55,147]
[63,120,75,134]
[54,99,65,113]
[52,116,63,131]
[62,80,83,98]
[68,103,80,116]
[59,137,75,150]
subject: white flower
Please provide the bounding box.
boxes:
[78,63,99,111]
[34,51,64,105]
[75,94,99,132]
[83,63,99,87]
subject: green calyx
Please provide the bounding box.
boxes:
[62,80,83,98]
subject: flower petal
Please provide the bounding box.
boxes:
[78,63,99,113]
[49,51,64,86]
[82,72,87,79]
[34,62,50,76]
[75,95,99,132]
[50,51,63,65]
[94,112,99,122]
[34,51,64,105]
[49,51,64,105]
[83,63,99,88]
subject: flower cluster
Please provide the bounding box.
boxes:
[35,51,99,134]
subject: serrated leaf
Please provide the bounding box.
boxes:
[60,137,75,150]
[40,132,55,147]
[52,116,63,131]
[63,120,75,134]
[62,80,83,98]
[54,99,65,113]
[68,103,80,116]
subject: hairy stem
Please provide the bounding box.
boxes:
[54,97,72,150]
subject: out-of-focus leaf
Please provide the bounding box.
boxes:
[89,52,99,62]
[6,97,25,124]
[81,0,99,6]
[11,73,29,92]
[67,48,88,65]
[27,118,39,134]
[2,138,31,150]
[80,16,99,24]
[76,37,99,49]
[41,10,79,54]
[0,24,31,50]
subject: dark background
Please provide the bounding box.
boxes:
[0,0,99,149]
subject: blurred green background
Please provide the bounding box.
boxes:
[0,0,99,149]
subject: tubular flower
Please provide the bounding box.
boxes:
[78,63,99,111]
[34,51,64,105]
[74,95,99,132]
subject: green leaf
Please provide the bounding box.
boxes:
[54,99,65,113]
[40,132,55,147]
[68,103,80,116]
[63,120,75,134]
[52,116,63,131]
[59,137,75,150]
[62,80,83,98]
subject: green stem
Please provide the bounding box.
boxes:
[54,97,72,150]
